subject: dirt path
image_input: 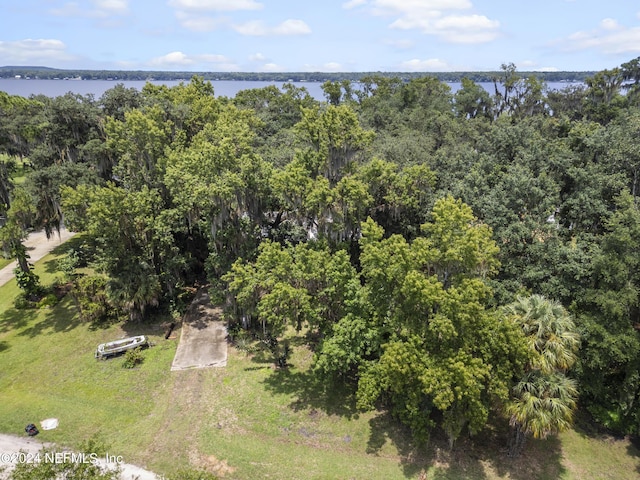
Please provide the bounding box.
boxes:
[0,229,76,288]
[0,433,158,479]
[171,288,227,371]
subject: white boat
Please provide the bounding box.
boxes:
[95,335,147,359]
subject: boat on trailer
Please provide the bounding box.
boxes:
[95,335,148,359]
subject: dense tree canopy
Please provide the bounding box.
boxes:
[3,57,640,445]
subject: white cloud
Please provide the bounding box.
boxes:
[0,39,78,65]
[273,19,311,35]
[384,38,415,49]
[94,0,128,14]
[556,18,640,55]
[342,0,367,8]
[233,19,311,36]
[600,18,619,31]
[167,0,262,11]
[249,52,267,61]
[148,51,236,70]
[347,0,499,44]
[323,62,342,71]
[51,0,129,18]
[168,0,264,32]
[390,13,499,43]
[518,60,559,72]
[399,58,457,71]
[261,63,282,72]
[175,11,227,32]
[149,51,193,66]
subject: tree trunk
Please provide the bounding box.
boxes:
[508,423,527,457]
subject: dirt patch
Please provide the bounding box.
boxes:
[170,288,227,371]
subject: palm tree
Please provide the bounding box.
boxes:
[504,294,581,456]
[107,261,160,322]
[505,294,580,373]
[507,371,579,456]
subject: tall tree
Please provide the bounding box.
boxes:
[353,197,528,446]
[61,184,166,321]
[504,294,580,456]
[0,186,41,297]
[577,191,640,433]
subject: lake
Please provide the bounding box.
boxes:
[0,78,327,100]
[0,78,581,101]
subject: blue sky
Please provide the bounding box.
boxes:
[1,0,640,72]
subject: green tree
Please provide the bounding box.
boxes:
[504,294,580,456]
[353,197,528,446]
[0,153,16,216]
[294,104,374,185]
[61,184,165,321]
[0,186,41,298]
[225,241,359,340]
[584,68,625,124]
[99,83,142,121]
[454,78,493,120]
[577,191,640,433]
[106,104,173,191]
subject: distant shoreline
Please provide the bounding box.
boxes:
[0,66,596,84]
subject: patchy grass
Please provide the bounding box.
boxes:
[1,252,640,479]
[0,256,12,271]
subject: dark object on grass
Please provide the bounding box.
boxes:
[165,322,176,339]
[25,423,38,436]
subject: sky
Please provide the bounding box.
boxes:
[1,0,640,73]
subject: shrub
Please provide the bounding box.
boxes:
[14,267,43,299]
[122,347,144,369]
[13,292,34,309]
[72,275,115,324]
[38,293,59,309]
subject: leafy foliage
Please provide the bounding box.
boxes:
[505,295,580,456]
[4,59,640,449]
[122,347,145,369]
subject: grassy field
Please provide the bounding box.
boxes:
[0,256,12,271]
[1,248,640,479]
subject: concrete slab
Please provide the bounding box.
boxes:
[0,433,158,480]
[170,288,227,371]
[0,229,76,287]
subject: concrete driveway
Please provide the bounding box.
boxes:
[171,288,227,371]
[0,229,76,287]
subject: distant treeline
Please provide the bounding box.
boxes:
[0,65,596,83]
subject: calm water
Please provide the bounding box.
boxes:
[0,78,580,101]
[0,78,327,100]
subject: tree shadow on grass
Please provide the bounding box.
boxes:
[17,298,83,338]
[43,256,61,275]
[0,306,37,335]
[366,411,566,480]
[120,310,175,335]
[627,436,640,475]
[49,233,92,257]
[261,368,359,419]
[366,412,496,479]
[0,340,9,353]
[467,420,566,480]
[365,411,440,479]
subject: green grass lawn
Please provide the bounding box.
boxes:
[1,251,640,479]
[0,255,12,271]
